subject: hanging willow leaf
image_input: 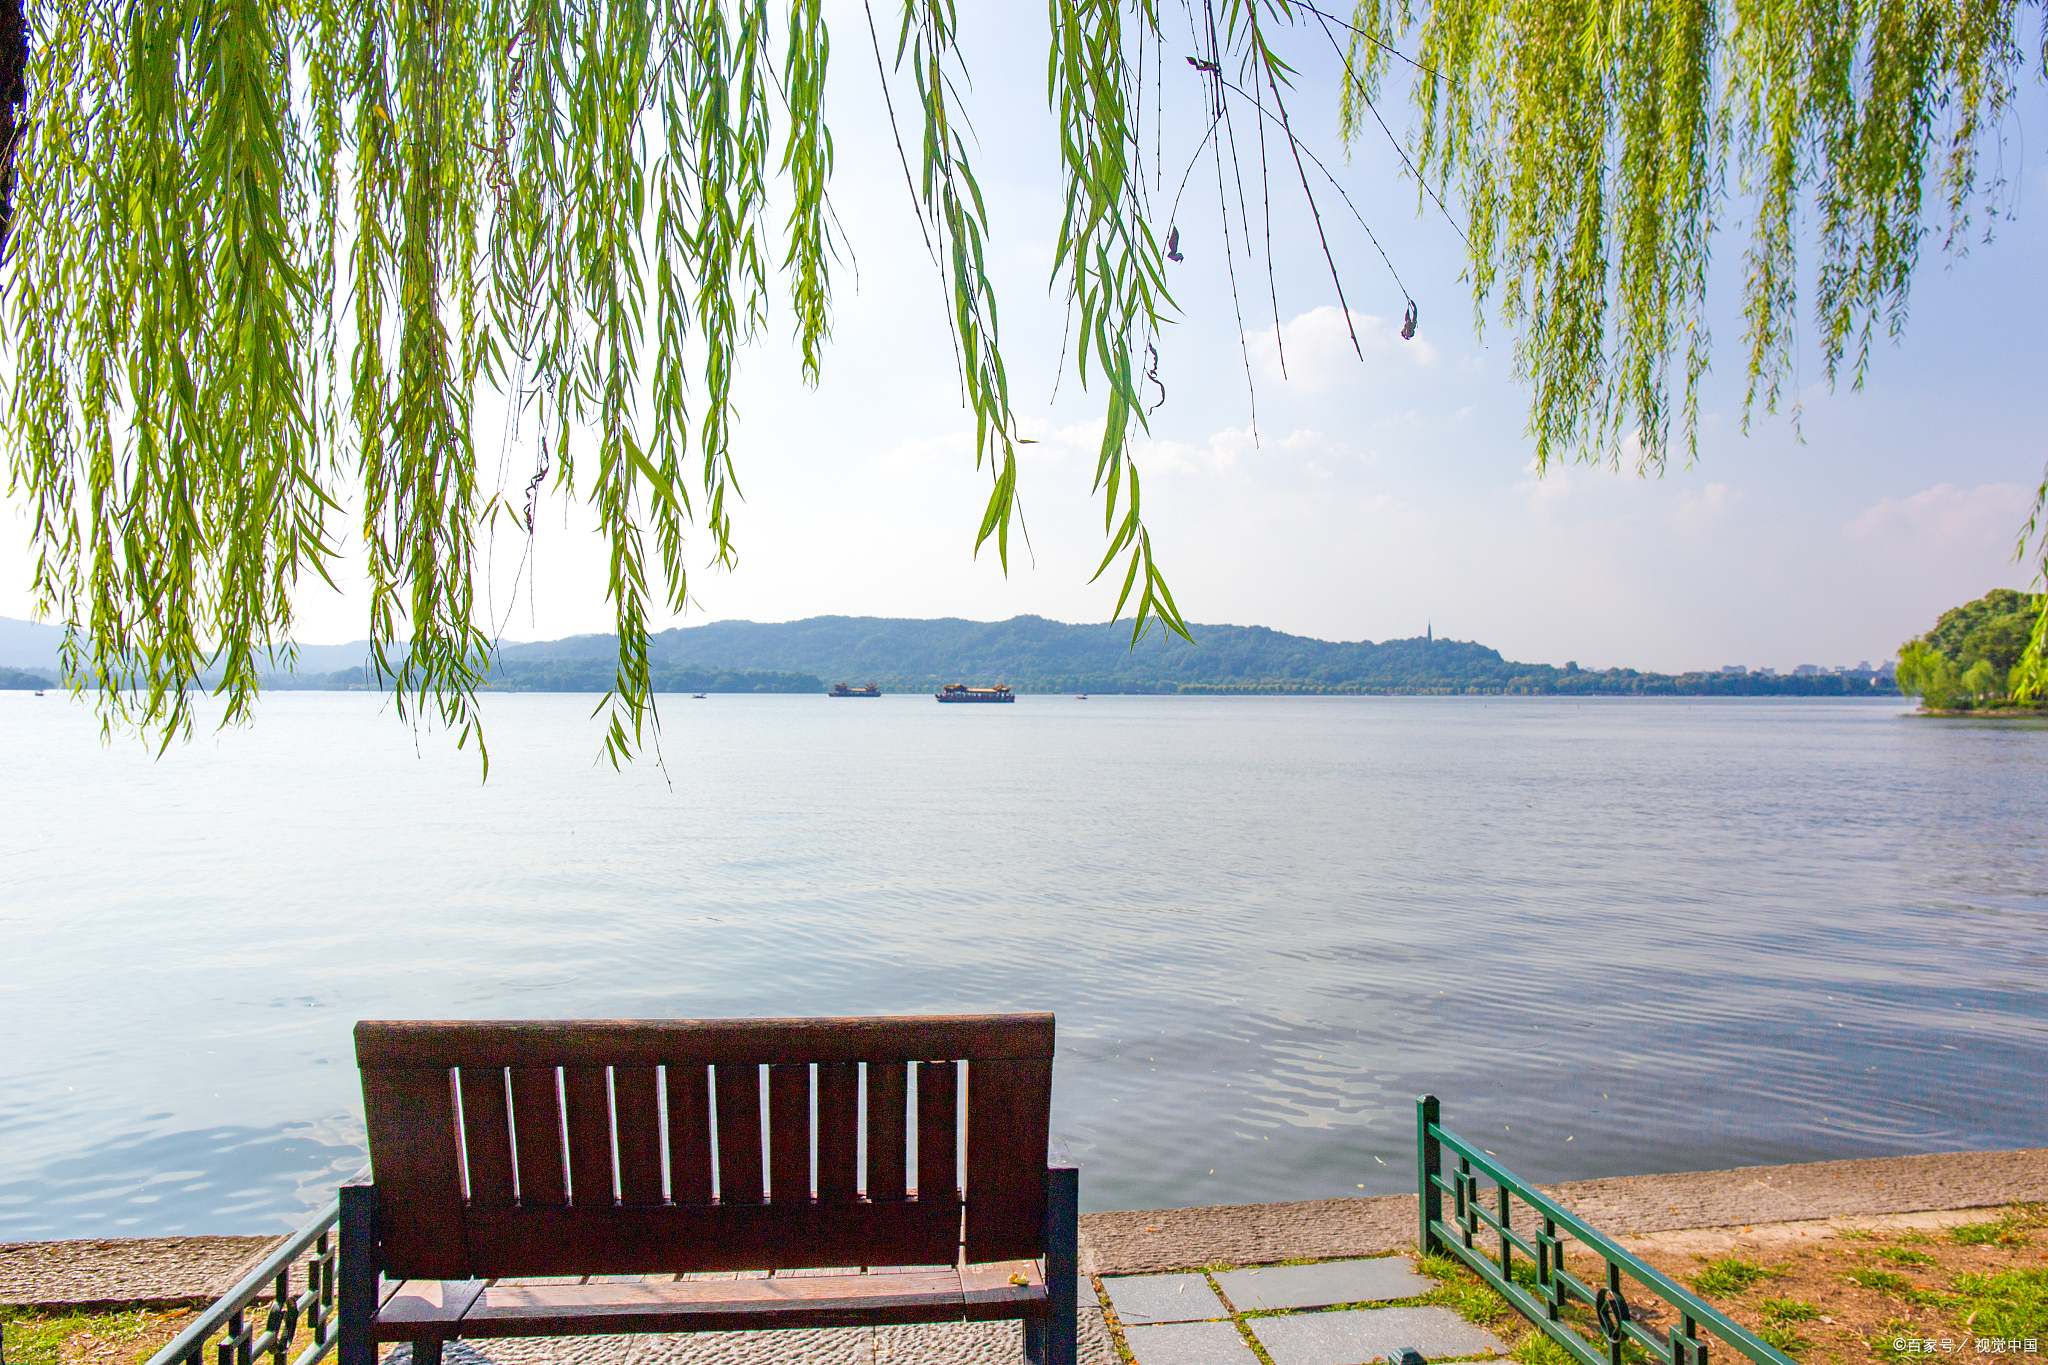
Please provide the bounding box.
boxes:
[4,0,2044,756]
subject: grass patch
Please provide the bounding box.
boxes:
[1954,1218,2034,1247]
[1876,1247,1937,1267]
[1951,1205,2048,1248]
[0,1308,188,1365]
[1761,1298,1821,1323]
[1511,1331,1577,1365]
[1757,1324,1813,1356]
[1843,1269,1950,1310]
[1845,1270,1916,1296]
[1690,1258,1779,1296]
[1948,1267,2048,1340]
[1418,1254,1514,1325]
[1869,1318,1921,1365]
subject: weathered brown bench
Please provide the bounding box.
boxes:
[337,1015,1075,1365]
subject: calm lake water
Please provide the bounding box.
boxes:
[1,692,2042,1239]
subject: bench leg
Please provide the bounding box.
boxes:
[1029,1142,1079,1365]
[338,1181,380,1365]
[413,1342,444,1365]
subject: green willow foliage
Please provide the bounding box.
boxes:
[1339,0,2038,471]
[5,0,2044,757]
[4,0,1193,762]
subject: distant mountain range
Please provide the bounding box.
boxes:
[1,614,1899,696]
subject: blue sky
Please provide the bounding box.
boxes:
[3,4,2040,673]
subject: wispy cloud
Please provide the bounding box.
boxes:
[1844,482,2031,554]
[1244,306,1439,393]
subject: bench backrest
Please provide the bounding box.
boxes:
[353,1015,1054,1281]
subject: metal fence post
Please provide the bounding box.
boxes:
[1417,1094,1442,1256]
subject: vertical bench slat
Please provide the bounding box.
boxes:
[715,1064,764,1204]
[666,1064,714,1206]
[510,1068,567,1206]
[915,1061,958,1201]
[563,1067,613,1207]
[867,1062,908,1202]
[768,1064,809,1204]
[816,1062,858,1203]
[612,1066,664,1206]
[963,1058,1052,1263]
[358,1068,469,1279]
[458,1066,516,1209]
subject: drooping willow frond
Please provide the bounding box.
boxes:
[1335,0,2048,684]
[1336,0,2035,475]
[6,0,2046,756]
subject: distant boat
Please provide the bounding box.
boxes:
[1075,694,1087,700]
[935,683,1015,704]
[33,689,44,697]
[692,693,707,699]
[830,682,881,698]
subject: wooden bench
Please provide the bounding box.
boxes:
[336,1015,1076,1365]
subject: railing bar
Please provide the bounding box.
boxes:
[1428,1121,1792,1365]
[289,1330,339,1365]
[1624,1319,1669,1354]
[147,1198,343,1365]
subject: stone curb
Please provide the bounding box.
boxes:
[1078,1145,2048,1275]
[0,1235,284,1311]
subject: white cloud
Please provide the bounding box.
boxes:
[1138,426,1344,478]
[1245,306,1438,393]
[1844,482,2033,552]
[1670,482,1744,532]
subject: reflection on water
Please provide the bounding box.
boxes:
[0,692,2041,1236]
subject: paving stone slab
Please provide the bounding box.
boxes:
[1247,1307,1505,1365]
[1101,1272,1229,1324]
[1123,1321,1259,1365]
[1212,1259,1435,1312]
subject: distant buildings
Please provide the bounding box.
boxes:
[1706,660,1893,681]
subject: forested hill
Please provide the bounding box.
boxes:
[490,615,1896,697]
[0,613,1900,695]
[497,615,1504,691]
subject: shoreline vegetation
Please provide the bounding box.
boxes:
[1,616,1901,699]
[1896,590,2045,715]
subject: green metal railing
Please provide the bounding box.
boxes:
[1417,1096,1796,1365]
[143,1200,341,1365]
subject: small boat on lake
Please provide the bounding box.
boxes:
[935,683,1014,703]
[831,682,881,698]
[692,693,707,699]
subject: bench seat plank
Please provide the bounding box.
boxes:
[374,1281,488,1340]
[452,1269,971,1336]
[961,1260,1047,1321]
[459,1198,962,1277]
